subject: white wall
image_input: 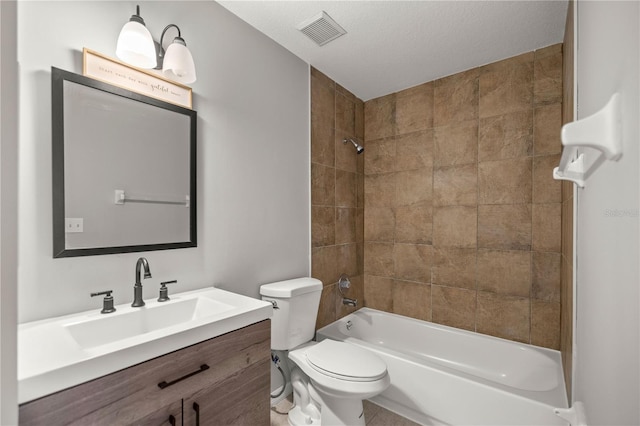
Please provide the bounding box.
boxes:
[0,0,19,422]
[574,1,639,425]
[17,1,310,323]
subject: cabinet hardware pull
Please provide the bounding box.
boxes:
[193,402,200,426]
[169,414,176,426]
[158,364,210,389]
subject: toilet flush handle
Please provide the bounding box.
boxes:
[266,299,279,309]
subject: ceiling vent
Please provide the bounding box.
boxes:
[297,11,346,46]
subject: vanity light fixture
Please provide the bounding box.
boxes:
[116,5,197,84]
[116,5,157,69]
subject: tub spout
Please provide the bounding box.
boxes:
[342,297,357,307]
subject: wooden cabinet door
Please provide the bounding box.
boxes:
[116,400,183,426]
[182,321,271,426]
[183,356,270,426]
[19,393,182,426]
[19,362,184,426]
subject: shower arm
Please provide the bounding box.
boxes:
[342,137,364,154]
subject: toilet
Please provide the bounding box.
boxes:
[260,277,390,426]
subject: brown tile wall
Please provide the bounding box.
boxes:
[561,0,575,400]
[310,67,365,330]
[362,45,564,349]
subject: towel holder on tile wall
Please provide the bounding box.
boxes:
[553,93,622,187]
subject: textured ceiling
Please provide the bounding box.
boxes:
[217,0,568,101]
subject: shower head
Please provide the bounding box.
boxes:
[343,138,364,154]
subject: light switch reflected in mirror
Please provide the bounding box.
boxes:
[51,67,197,257]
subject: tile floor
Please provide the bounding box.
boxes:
[270,395,421,426]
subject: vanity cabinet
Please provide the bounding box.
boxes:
[19,320,271,425]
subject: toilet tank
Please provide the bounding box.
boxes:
[260,277,323,350]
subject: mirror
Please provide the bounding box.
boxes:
[51,67,197,258]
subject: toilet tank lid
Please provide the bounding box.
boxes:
[260,277,323,298]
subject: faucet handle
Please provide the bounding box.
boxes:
[91,290,116,314]
[158,280,177,302]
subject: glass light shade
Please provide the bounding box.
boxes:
[162,41,197,84]
[116,21,157,69]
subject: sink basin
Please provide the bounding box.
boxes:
[18,286,272,404]
[65,297,234,349]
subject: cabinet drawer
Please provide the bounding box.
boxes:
[19,320,271,425]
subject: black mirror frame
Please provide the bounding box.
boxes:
[51,67,197,258]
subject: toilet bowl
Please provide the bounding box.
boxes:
[288,339,390,426]
[260,278,390,426]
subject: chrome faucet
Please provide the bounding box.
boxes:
[132,257,152,307]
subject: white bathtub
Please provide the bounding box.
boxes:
[316,308,568,426]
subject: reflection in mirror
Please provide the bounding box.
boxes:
[51,67,197,257]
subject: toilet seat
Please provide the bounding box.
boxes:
[305,339,387,382]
